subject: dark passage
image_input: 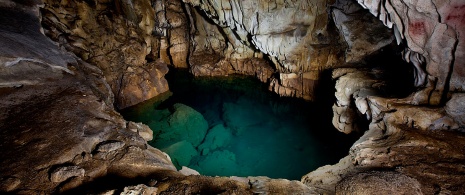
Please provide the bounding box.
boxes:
[121,70,357,180]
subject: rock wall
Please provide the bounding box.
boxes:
[304,67,465,194]
[183,0,395,100]
[184,0,341,100]
[356,0,465,105]
[40,0,398,102]
[188,6,275,83]
[39,0,465,105]
[0,2,176,193]
[41,0,170,109]
[302,1,465,194]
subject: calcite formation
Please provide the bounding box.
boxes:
[183,0,395,100]
[184,0,341,99]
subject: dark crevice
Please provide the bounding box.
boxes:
[441,38,459,104]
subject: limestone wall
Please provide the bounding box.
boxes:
[356,0,465,105]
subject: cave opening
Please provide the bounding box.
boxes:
[121,69,359,180]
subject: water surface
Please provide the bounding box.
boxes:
[121,70,356,180]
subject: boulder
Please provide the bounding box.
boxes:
[191,150,239,176]
[161,141,198,168]
[222,97,271,135]
[198,124,232,155]
[150,103,208,148]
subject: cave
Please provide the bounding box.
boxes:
[1,0,465,194]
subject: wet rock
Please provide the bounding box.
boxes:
[0,3,177,193]
[163,0,190,68]
[4,0,465,194]
[351,124,465,194]
[184,0,343,73]
[269,71,320,100]
[367,97,455,131]
[50,166,85,183]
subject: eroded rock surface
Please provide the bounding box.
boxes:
[332,0,394,63]
[307,64,465,193]
[183,0,396,100]
[336,171,423,195]
[41,0,170,109]
[0,2,176,193]
[184,0,342,100]
[356,0,465,105]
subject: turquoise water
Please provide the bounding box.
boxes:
[121,70,356,180]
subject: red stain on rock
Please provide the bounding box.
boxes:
[409,21,426,36]
[445,5,465,28]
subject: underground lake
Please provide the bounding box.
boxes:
[121,70,358,180]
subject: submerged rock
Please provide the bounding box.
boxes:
[222,97,272,135]
[198,124,232,155]
[191,150,239,176]
[161,141,198,168]
[150,103,208,148]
